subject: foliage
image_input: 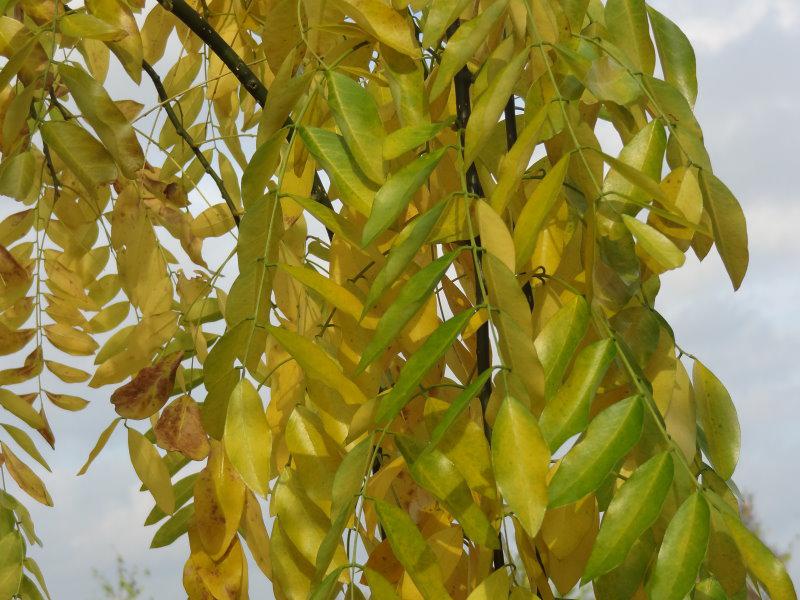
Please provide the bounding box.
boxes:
[93,555,149,600]
[0,0,795,599]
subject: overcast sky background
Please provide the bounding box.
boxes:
[7,1,798,597]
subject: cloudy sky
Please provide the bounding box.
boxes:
[10,1,800,597]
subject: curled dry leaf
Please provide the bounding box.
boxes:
[154,395,210,461]
[111,351,184,419]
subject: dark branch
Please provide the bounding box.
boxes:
[504,95,535,310]
[449,19,503,572]
[156,0,334,237]
[142,60,240,225]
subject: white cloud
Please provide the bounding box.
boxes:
[650,0,799,51]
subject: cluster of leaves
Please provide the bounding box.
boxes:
[0,0,795,599]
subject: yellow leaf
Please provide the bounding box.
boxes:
[127,428,174,514]
[224,380,271,496]
[44,390,89,411]
[1,443,52,506]
[491,396,549,538]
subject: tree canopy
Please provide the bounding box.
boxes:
[0,0,795,599]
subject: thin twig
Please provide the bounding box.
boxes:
[142,60,240,225]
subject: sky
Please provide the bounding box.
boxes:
[4,1,799,597]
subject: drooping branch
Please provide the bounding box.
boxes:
[156,0,334,233]
[142,60,240,225]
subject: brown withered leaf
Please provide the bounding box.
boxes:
[111,351,184,419]
[154,395,210,461]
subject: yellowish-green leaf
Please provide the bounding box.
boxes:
[0,531,23,598]
[514,154,570,267]
[60,12,128,41]
[430,0,510,99]
[326,70,385,184]
[39,121,117,196]
[647,5,697,105]
[491,396,549,538]
[699,171,749,290]
[583,452,674,582]
[1,443,52,506]
[373,499,451,600]
[539,339,617,451]
[1,424,50,472]
[605,0,655,74]
[720,508,797,600]
[548,395,644,508]
[224,379,270,497]
[77,418,122,475]
[377,309,474,425]
[127,428,174,514]
[534,295,590,399]
[267,326,368,405]
[648,492,710,600]
[362,147,447,246]
[383,121,450,161]
[622,214,686,270]
[466,568,510,600]
[0,390,44,429]
[692,360,740,480]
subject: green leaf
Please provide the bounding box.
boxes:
[513,154,570,267]
[491,396,550,538]
[648,492,710,600]
[150,503,193,548]
[373,499,451,600]
[604,0,655,75]
[548,395,644,508]
[582,452,675,582]
[127,428,174,515]
[694,578,728,600]
[383,121,451,161]
[363,202,447,316]
[622,214,686,270]
[224,379,271,497]
[357,249,463,372]
[0,531,23,598]
[539,338,617,452]
[326,70,385,184]
[699,171,749,290]
[399,437,497,548]
[430,0,510,99]
[58,64,144,178]
[362,147,447,246]
[241,129,284,207]
[603,120,667,207]
[647,5,697,105]
[144,473,198,526]
[376,309,474,424]
[534,295,590,399]
[692,360,740,480]
[427,369,492,452]
[464,48,527,166]
[720,509,797,600]
[363,567,401,600]
[299,126,377,216]
[1,424,50,472]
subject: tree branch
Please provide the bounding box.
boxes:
[156,0,334,236]
[142,60,240,225]
[448,19,504,572]
[504,96,535,310]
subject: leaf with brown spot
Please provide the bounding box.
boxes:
[155,395,210,461]
[111,351,183,419]
[0,346,42,384]
[194,442,246,561]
